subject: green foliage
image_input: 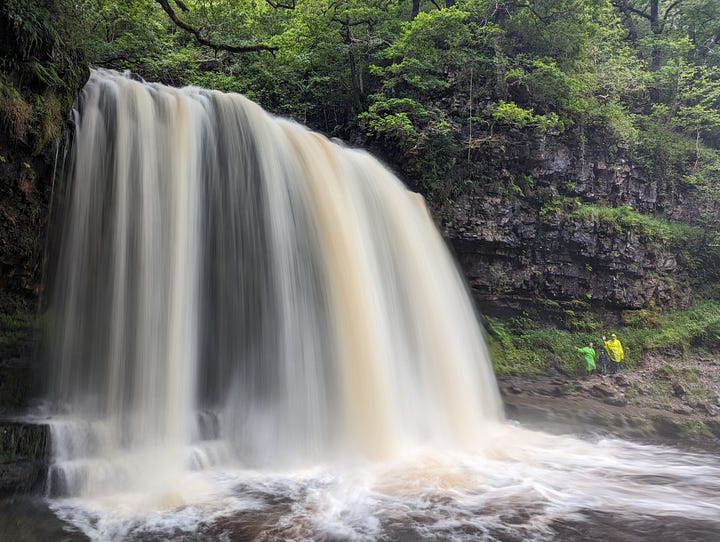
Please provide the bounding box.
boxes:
[483,316,546,376]
[538,195,577,219]
[361,97,427,142]
[0,69,65,150]
[487,299,720,377]
[621,309,662,328]
[571,202,703,245]
[377,10,475,96]
[1,0,61,60]
[488,99,563,132]
[362,6,495,188]
[486,317,590,377]
[0,77,32,142]
[641,301,720,350]
[0,1,89,157]
[31,93,62,152]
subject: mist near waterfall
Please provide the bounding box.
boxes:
[38,70,720,541]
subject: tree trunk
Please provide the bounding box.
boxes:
[411,0,420,19]
[649,0,661,100]
[649,0,659,29]
[341,24,362,113]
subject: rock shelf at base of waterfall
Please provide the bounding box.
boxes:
[501,348,720,450]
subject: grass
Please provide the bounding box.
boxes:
[571,202,703,246]
[485,299,720,377]
[538,197,704,248]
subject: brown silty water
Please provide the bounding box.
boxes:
[19,69,720,541]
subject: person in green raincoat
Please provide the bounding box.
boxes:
[576,342,596,375]
[603,333,625,374]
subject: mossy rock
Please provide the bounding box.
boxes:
[0,366,34,412]
[0,422,48,495]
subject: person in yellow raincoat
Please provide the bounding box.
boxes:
[602,333,624,374]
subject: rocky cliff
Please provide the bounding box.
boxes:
[0,2,86,494]
[0,0,86,405]
[435,127,709,316]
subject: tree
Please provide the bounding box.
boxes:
[154,0,278,54]
[609,1,720,103]
[612,1,682,72]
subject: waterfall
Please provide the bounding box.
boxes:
[44,69,502,501]
[38,70,720,542]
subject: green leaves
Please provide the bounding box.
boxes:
[488,100,563,132]
[25,0,719,239]
[1,0,61,60]
[374,9,477,98]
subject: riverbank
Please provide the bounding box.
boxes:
[3,346,719,498]
[500,349,720,450]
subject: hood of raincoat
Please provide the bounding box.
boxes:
[604,337,624,362]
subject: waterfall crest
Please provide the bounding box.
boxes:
[44,69,502,500]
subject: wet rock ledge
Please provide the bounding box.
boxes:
[500,375,720,450]
[0,421,48,495]
[0,351,48,496]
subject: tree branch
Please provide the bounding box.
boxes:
[155,0,278,54]
[173,0,189,12]
[330,16,376,28]
[265,0,296,8]
[663,0,683,21]
[611,0,651,21]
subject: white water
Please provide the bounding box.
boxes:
[42,70,720,540]
[46,426,720,541]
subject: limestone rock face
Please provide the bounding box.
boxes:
[439,131,700,311]
[0,422,48,496]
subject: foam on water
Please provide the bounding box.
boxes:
[42,69,720,540]
[48,425,720,541]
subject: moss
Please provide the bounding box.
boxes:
[571,202,704,250]
[31,92,62,153]
[0,78,32,142]
[655,364,675,380]
[0,423,47,463]
[668,418,716,442]
[535,198,704,252]
[0,72,68,155]
[523,298,600,331]
[683,367,701,383]
[0,0,90,158]
[0,288,36,352]
[648,379,674,405]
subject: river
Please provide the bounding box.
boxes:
[11,69,718,541]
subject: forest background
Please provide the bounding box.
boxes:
[4,0,720,389]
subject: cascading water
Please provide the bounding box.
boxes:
[45,68,501,498]
[39,69,720,541]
